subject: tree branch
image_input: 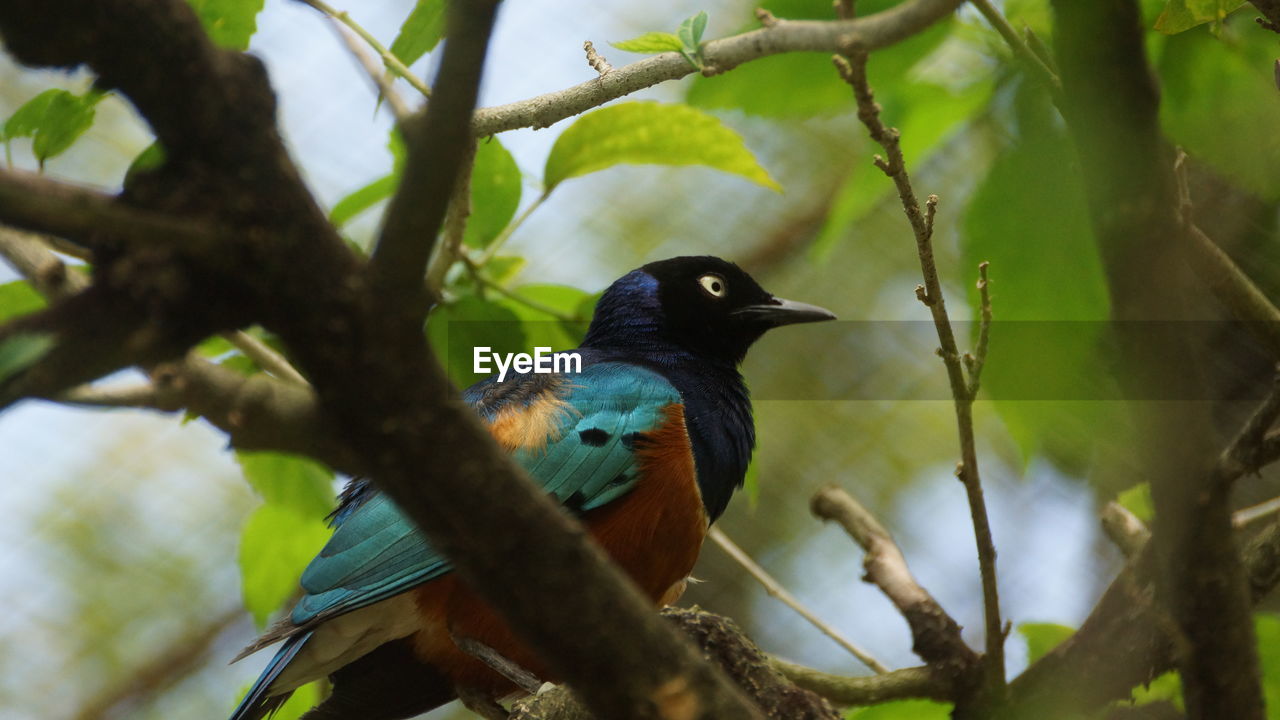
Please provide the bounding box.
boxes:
[367,0,497,318]
[0,170,221,252]
[835,43,1005,694]
[1248,0,1280,31]
[811,486,981,702]
[297,0,432,100]
[770,659,951,707]
[0,0,970,716]
[511,608,841,720]
[470,0,964,136]
[1037,3,1265,716]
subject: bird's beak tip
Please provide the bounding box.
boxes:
[736,297,837,326]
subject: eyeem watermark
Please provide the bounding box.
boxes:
[474,346,583,382]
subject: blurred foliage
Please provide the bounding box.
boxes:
[1017,621,1074,664]
[4,0,1280,718]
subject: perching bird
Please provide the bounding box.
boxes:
[229,256,835,720]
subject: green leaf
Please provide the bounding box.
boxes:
[389,127,408,173]
[688,53,853,117]
[219,352,259,376]
[238,503,332,627]
[125,142,166,186]
[4,89,103,165]
[499,284,592,349]
[1154,0,1245,33]
[427,295,527,387]
[1018,622,1074,664]
[0,280,46,323]
[481,256,527,286]
[1117,483,1155,523]
[389,0,446,68]
[1158,26,1280,200]
[846,699,951,720]
[611,32,684,54]
[678,11,708,52]
[1256,613,1280,718]
[544,101,780,192]
[237,451,336,519]
[186,0,265,50]
[330,174,398,227]
[465,138,522,249]
[0,332,54,384]
[197,334,236,357]
[1130,671,1183,709]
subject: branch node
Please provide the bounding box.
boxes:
[915,284,931,305]
[583,40,613,76]
[754,8,779,27]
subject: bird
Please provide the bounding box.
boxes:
[229,256,835,720]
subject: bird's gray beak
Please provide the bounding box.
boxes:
[734,297,837,327]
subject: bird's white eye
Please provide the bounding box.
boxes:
[698,273,727,298]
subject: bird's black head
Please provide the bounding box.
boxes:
[582,256,835,364]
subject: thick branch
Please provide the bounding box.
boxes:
[1007,509,1280,717]
[470,0,964,136]
[368,0,497,317]
[511,608,840,720]
[0,170,221,251]
[1053,1,1263,717]
[0,0,966,717]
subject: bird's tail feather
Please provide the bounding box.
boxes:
[228,630,314,720]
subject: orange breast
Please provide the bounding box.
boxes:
[411,402,708,695]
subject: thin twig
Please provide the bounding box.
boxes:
[368,0,499,319]
[583,41,613,75]
[476,191,548,266]
[964,261,991,397]
[810,486,980,678]
[968,0,1063,105]
[296,0,431,99]
[769,658,950,706]
[470,0,966,136]
[454,635,544,694]
[425,139,477,295]
[1100,501,1151,558]
[1215,365,1280,484]
[466,264,581,323]
[329,20,412,122]
[1235,495,1280,528]
[57,381,167,409]
[1173,150,1280,359]
[222,331,309,386]
[708,526,889,674]
[1020,24,1058,75]
[836,45,1005,690]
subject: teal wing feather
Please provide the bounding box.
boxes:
[289,361,681,626]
